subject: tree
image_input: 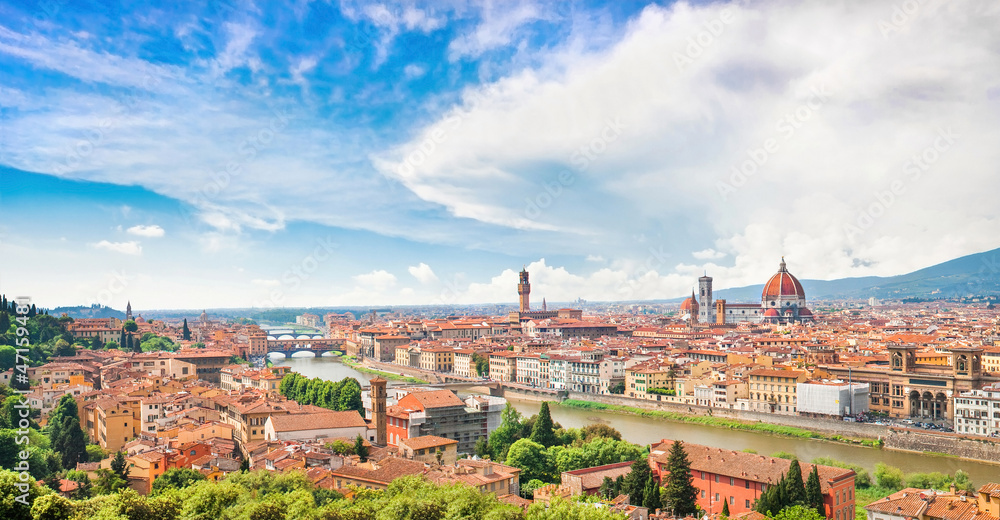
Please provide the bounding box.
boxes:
[581,423,622,441]
[722,496,730,518]
[784,458,806,506]
[53,338,75,357]
[31,492,74,520]
[151,467,206,494]
[623,458,651,507]
[609,381,626,394]
[874,463,904,490]
[505,438,554,483]
[65,469,92,499]
[354,435,369,462]
[806,466,824,517]
[0,345,15,371]
[93,468,127,494]
[662,440,699,517]
[336,378,363,413]
[0,312,9,333]
[600,476,616,499]
[772,504,826,520]
[91,336,104,350]
[644,474,662,511]
[55,414,85,467]
[530,402,558,447]
[182,319,191,340]
[489,403,523,461]
[111,451,130,481]
[475,436,491,459]
[521,479,547,499]
[240,458,250,472]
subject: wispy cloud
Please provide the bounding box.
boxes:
[92,240,142,255]
[127,224,165,238]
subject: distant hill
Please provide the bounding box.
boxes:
[708,247,1000,302]
[52,305,126,320]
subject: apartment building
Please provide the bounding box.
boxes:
[954,383,1000,436]
[748,368,808,414]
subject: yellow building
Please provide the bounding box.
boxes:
[399,436,459,465]
[748,368,808,415]
[625,366,676,398]
[88,397,142,452]
[419,348,454,373]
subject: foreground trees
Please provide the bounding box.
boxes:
[0,469,626,520]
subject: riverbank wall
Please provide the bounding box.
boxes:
[557,390,887,438]
[884,427,1000,464]
[356,358,441,383]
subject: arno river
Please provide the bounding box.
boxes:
[273,353,1000,485]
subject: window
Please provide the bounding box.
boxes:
[715,493,719,503]
[730,477,735,485]
[730,496,734,505]
[746,480,751,489]
[746,499,751,508]
[702,491,706,498]
[715,474,719,483]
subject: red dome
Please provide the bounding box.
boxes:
[762,258,805,300]
[798,308,813,316]
[764,308,780,317]
[680,290,698,312]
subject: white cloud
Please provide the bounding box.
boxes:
[403,63,426,80]
[448,1,543,60]
[213,22,259,75]
[692,249,725,260]
[408,262,438,284]
[92,240,142,255]
[353,269,397,291]
[377,0,1000,287]
[126,224,165,238]
[585,255,605,262]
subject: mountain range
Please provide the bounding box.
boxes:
[706,247,1000,303]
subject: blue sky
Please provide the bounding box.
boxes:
[2,0,1000,309]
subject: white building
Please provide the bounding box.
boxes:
[797,380,870,417]
[954,383,1000,436]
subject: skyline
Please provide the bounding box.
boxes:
[3,0,1000,309]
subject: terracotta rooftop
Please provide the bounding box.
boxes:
[400,435,459,451]
[267,411,366,432]
[650,440,854,493]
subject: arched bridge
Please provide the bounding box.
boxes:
[266,337,345,356]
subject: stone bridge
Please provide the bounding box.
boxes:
[266,337,345,356]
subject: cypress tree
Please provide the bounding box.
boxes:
[529,402,557,447]
[600,477,615,499]
[806,465,825,517]
[785,459,806,505]
[662,440,700,517]
[182,319,191,341]
[624,458,650,507]
[354,435,369,462]
[645,474,662,511]
[755,480,779,516]
[722,497,730,518]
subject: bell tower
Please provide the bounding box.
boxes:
[518,267,531,312]
[370,377,387,446]
[698,274,713,324]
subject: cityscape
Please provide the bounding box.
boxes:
[4,1,1000,520]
